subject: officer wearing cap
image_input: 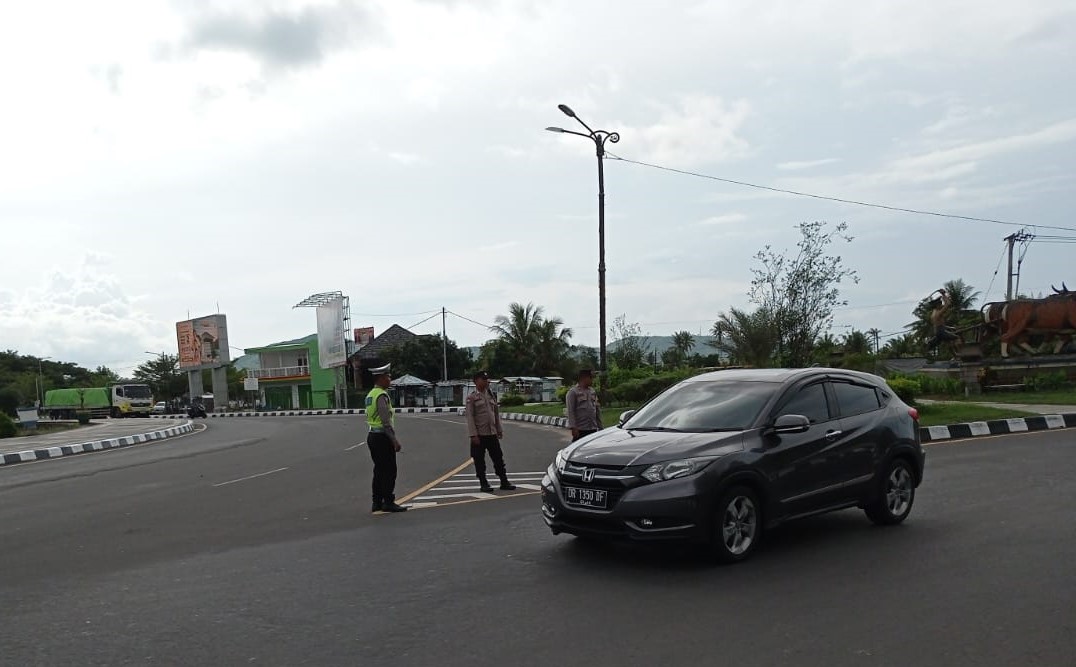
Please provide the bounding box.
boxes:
[465,370,516,493]
[364,363,407,513]
[566,368,602,441]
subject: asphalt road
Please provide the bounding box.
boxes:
[0,418,189,455]
[1,415,1074,666]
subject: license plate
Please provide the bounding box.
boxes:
[564,486,608,509]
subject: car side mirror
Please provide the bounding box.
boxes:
[618,410,636,427]
[773,414,810,434]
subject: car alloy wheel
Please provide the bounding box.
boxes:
[865,459,915,525]
[712,485,761,563]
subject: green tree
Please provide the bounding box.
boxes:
[749,221,859,367]
[711,307,778,367]
[881,333,919,358]
[489,302,572,376]
[610,315,650,370]
[843,330,872,356]
[384,334,472,381]
[133,354,187,401]
[907,278,981,346]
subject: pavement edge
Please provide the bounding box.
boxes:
[1,421,196,467]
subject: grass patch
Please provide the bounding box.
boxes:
[932,389,1076,405]
[915,403,1037,426]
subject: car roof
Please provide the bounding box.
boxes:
[686,367,884,384]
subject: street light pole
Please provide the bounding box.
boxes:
[37,356,52,408]
[546,104,619,402]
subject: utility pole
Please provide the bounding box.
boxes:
[1005,230,1033,300]
[441,307,448,382]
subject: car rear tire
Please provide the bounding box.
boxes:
[709,485,762,563]
[865,458,915,526]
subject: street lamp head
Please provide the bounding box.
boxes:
[545,126,566,133]
[557,103,576,118]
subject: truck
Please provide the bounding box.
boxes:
[43,384,155,419]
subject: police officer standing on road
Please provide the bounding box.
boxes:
[365,364,407,513]
[465,371,517,493]
[566,369,602,442]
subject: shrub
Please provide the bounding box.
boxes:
[1025,371,1068,392]
[918,374,963,396]
[886,376,921,405]
[499,394,525,407]
[555,385,569,402]
[0,413,17,438]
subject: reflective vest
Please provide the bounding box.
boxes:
[365,387,393,429]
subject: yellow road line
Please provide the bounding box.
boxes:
[396,458,474,504]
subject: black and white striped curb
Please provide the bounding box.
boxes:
[500,413,570,429]
[149,407,467,419]
[919,413,1076,443]
[1,421,196,467]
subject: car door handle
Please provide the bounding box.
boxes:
[825,430,842,441]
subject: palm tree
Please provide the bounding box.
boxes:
[711,308,778,367]
[490,302,572,375]
[907,278,981,345]
[533,317,573,375]
[867,328,881,355]
[671,330,696,361]
[843,330,872,356]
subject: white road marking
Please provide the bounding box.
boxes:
[212,467,289,487]
[413,492,494,501]
[344,443,364,451]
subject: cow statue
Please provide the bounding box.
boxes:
[980,283,1076,356]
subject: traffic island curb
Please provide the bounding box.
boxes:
[149,407,467,419]
[919,413,1076,443]
[0,421,196,467]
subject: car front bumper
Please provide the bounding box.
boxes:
[540,469,709,543]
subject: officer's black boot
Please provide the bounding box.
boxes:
[381,496,408,512]
[371,498,383,513]
[499,476,516,491]
[479,477,496,493]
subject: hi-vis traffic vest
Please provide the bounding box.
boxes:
[365,387,394,430]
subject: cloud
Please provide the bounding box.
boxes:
[183,2,382,71]
[387,151,426,165]
[0,255,173,370]
[777,158,841,171]
[890,118,1076,175]
[615,94,752,168]
[697,213,748,226]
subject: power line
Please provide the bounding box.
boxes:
[407,312,442,330]
[604,153,1076,233]
[353,309,440,317]
[447,310,494,329]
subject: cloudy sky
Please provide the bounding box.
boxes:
[2,0,1074,374]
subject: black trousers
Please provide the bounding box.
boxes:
[927,325,959,350]
[367,432,398,503]
[572,429,597,442]
[471,435,507,484]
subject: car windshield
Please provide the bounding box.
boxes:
[124,385,153,398]
[622,380,778,432]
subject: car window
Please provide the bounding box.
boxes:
[833,381,881,416]
[622,380,778,432]
[777,382,831,424]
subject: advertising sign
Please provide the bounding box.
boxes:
[354,327,375,349]
[316,297,347,369]
[176,314,230,370]
[243,376,259,392]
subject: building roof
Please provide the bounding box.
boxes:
[244,334,317,354]
[390,374,433,387]
[355,324,416,360]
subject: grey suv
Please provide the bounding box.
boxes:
[540,368,925,562]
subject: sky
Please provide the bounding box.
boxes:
[1,0,1074,376]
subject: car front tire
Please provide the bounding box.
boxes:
[865,458,916,526]
[710,485,762,563]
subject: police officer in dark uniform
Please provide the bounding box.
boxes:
[465,370,516,493]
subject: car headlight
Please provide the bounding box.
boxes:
[641,457,716,483]
[554,449,568,474]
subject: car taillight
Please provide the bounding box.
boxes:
[908,407,919,422]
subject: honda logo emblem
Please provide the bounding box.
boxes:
[581,468,595,483]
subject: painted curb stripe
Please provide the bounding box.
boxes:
[0,422,195,467]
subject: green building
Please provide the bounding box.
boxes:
[244,334,340,410]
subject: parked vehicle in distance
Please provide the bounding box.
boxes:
[151,401,167,414]
[541,367,925,563]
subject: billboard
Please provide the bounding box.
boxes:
[317,297,347,369]
[176,314,230,370]
[354,327,375,349]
